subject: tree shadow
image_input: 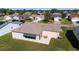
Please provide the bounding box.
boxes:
[66,30,79,49]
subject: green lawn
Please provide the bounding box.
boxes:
[0,27,77,51]
[61,19,72,24]
[50,27,77,51]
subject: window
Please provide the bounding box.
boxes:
[23,33,36,39]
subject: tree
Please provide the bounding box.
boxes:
[6,9,15,15]
[42,10,52,23]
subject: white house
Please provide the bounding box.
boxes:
[13,12,19,16]
[12,16,20,20]
[52,13,62,22]
[4,15,12,21]
[12,12,20,21]
[12,22,61,45]
[70,13,79,23]
[23,12,32,17]
[30,14,45,23]
[65,13,71,19]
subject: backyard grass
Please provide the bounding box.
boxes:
[0,27,77,51]
[61,19,72,24]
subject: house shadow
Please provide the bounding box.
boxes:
[66,30,79,50]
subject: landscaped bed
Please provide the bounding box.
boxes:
[0,27,77,51]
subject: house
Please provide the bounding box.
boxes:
[12,12,19,16]
[12,12,20,21]
[23,12,32,17]
[70,13,79,23]
[4,14,20,22]
[0,13,5,20]
[3,15,12,21]
[12,12,32,21]
[65,13,71,19]
[9,13,23,22]
[0,13,5,16]
[30,14,45,22]
[12,22,61,45]
[37,11,43,15]
[3,12,20,22]
[52,13,62,22]
[21,12,32,20]
[12,16,20,20]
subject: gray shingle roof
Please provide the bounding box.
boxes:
[52,13,62,17]
[13,22,61,35]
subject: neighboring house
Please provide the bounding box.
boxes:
[3,12,20,22]
[30,14,45,22]
[0,13,5,16]
[13,12,32,21]
[52,13,62,22]
[12,22,61,45]
[12,12,19,16]
[12,15,20,21]
[4,15,12,21]
[23,12,32,17]
[17,15,25,20]
[65,13,71,19]
[12,12,20,21]
[70,13,79,23]
[10,13,24,21]
[37,11,43,15]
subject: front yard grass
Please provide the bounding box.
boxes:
[0,27,77,51]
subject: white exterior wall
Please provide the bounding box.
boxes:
[12,31,60,45]
[33,17,44,22]
[12,32,50,45]
[13,16,19,20]
[54,17,61,22]
[35,17,41,20]
[29,16,34,20]
[41,31,59,39]
[71,17,79,23]
[12,32,39,40]
[5,16,12,21]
